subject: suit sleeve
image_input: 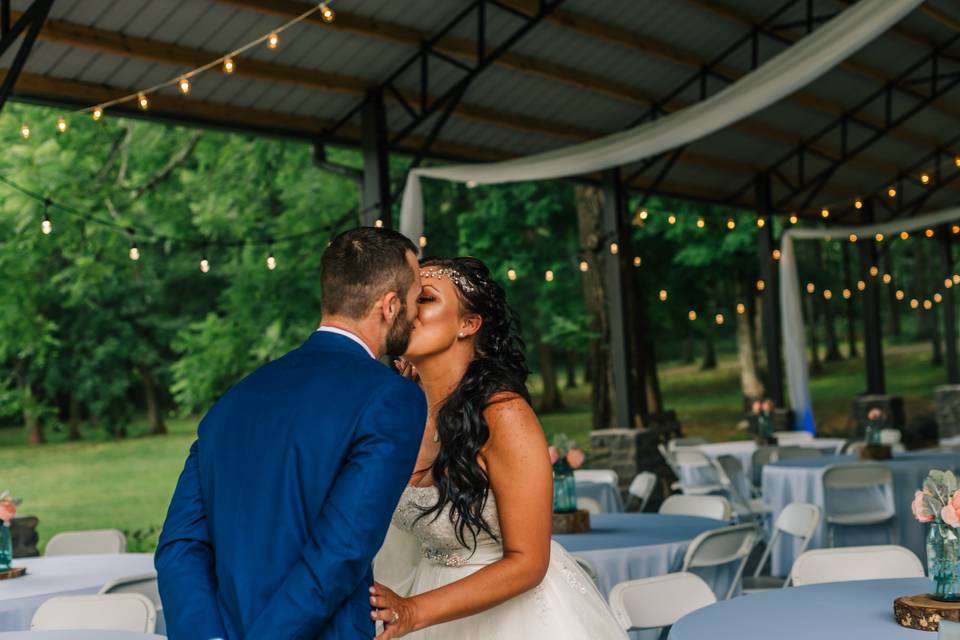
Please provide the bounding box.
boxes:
[245,377,427,639]
[155,437,228,640]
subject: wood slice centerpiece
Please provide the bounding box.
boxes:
[860,444,892,461]
[552,510,590,534]
[895,594,960,631]
[0,567,26,580]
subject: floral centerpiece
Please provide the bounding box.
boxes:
[751,398,775,442]
[0,491,20,571]
[865,407,886,446]
[549,434,586,514]
[912,470,960,601]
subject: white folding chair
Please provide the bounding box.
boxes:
[608,572,716,635]
[659,495,732,521]
[45,529,127,556]
[681,523,758,600]
[774,431,813,445]
[577,496,603,514]
[790,545,924,586]
[571,554,600,588]
[31,594,156,633]
[822,463,895,547]
[574,469,619,487]
[940,619,960,640]
[840,439,866,455]
[743,502,821,591]
[667,437,708,451]
[628,471,658,512]
[99,572,161,610]
[880,428,902,445]
[671,448,724,496]
[714,455,770,522]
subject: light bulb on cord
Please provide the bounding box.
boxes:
[896,290,905,300]
[715,313,724,325]
[92,107,103,121]
[726,218,736,230]
[823,289,833,300]
[41,214,52,235]
[419,236,427,248]
[900,231,910,240]
[757,218,766,228]
[875,233,884,242]
[374,219,384,228]
[924,299,933,310]
[888,187,897,198]
[772,249,781,261]
[736,303,746,315]
[688,310,697,321]
[869,265,879,277]
[56,117,67,134]
[20,123,30,139]
[854,198,863,209]
[926,228,935,238]
[659,289,668,302]
[667,214,676,225]
[696,217,705,229]
[789,214,798,225]
[138,93,149,111]
[267,32,279,49]
[910,299,919,309]
[806,283,815,294]
[579,260,589,272]
[321,3,335,21]
[756,279,765,291]
[921,173,931,185]
[633,256,642,267]
[820,208,829,219]
[849,234,858,243]
[223,57,236,74]
[545,270,554,282]
[843,289,852,299]
[947,278,955,289]
[935,293,944,303]
[639,209,649,220]
[200,257,210,273]
[609,242,619,255]
[507,269,517,281]
[129,243,140,261]
[857,280,866,291]
[178,77,191,94]
[882,273,892,284]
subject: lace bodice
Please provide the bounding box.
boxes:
[392,485,502,567]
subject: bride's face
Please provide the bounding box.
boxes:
[404,269,470,362]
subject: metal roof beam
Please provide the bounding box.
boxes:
[0,0,51,114]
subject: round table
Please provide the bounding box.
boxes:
[0,633,165,639]
[669,578,933,639]
[576,481,624,513]
[0,554,156,632]
[554,514,731,640]
[762,451,960,575]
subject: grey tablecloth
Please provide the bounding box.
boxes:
[576,481,624,513]
[0,633,165,639]
[669,578,932,640]
[762,452,960,575]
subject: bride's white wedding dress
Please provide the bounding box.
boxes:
[374,484,628,639]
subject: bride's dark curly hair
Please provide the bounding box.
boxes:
[415,256,531,550]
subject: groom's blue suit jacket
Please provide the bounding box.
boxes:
[156,330,427,640]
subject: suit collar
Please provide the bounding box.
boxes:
[302,329,378,360]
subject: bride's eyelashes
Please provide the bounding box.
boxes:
[417,294,435,304]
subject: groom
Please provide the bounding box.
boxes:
[156,227,427,639]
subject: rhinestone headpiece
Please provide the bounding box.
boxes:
[420,267,477,294]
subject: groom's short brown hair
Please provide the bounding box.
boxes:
[321,227,418,319]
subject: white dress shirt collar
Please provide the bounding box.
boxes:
[317,326,376,359]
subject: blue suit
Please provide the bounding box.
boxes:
[156,331,427,640]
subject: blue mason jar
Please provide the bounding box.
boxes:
[0,523,12,571]
[552,460,578,513]
[928,524,960,601]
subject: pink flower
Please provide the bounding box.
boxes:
[0,500,16,524]
[548,446,560,465]
[942,490,960,527]
[761,399,775,414]
[566,448,586,469]
[868,408,883,422]
[751,401,761,414]
[912,490,935,523]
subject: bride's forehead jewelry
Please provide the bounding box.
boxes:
[420,267,477,294]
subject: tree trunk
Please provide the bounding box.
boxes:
[140,365,167,436]
[575,185,612,431]
[536,341,564,412]
[13,359,44,445]
[683,334,695,364]
[842,244,859,358]
[932,305,944,366]
[735,277,765,402]
[564,352,577,389]
[701,333,717,370]
[806,293,823,374]
[644,339,664,415]
[68,392,81,441]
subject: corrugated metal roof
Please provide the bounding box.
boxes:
[3,0,959,215]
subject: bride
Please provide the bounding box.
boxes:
[370,257,627,639]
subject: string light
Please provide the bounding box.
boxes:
[609,242,619,255]
[882,273,892,284]
[266,252,277,270]
[756,279,765,291]
[688,310,697,321]
[92,107,103,121]
[924,299,933,310]
[956,155,960,168]
[56,117,67,134]
[736,303,746,315]
[129,242,140,261]
[888,187,897,198]
[789,214,798,225]
[953,225,960,235]
[667,214,677,225]
[633,256,642,267]
[900,231,910,240]
[726,218,736,230]
[697,217,705,229]
[223,57,236,74]
[138,93,149,111]
[935,293,944,303]
[579,260,589,272]
[466,180,478,188]
[875,233,884,242]
[806,283,815,294]
[178,77,191,95]
[842,289,852,299]
[921,173,931,185]
[849,234,858,243]
[823,289,833,300]
[896,290,905,300]
[374,219,384,228]
[926,228,935,238]
[911,299,920,309]
[869,265,879,277]
[41,204,52,235]
[419,236,427,248]
[820,208,829,219]
[854,198,863,209]
[507,269,517,281]
[772,249,781,261]
[321,3,336,21]
[267,32,280,49]
[545,270,554,282]
[857,280,866,291]
[953,274,960,285]
[947,278,955,289]
[639,209,649,221]
[659,289,668,301]
[715,313,724,325]
[757,218,766,228]
[200,257,210,273]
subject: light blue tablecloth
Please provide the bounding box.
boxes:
[554,514,734,640]
[576,481,624,513]
[762,452,960,575]
[669,578,932,640]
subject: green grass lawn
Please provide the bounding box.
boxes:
[0,340,945,552]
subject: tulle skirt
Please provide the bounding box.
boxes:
[404,541,628,640]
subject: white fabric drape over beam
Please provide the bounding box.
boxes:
[780,207,960,433]
[398,0,923,242]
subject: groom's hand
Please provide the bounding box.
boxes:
[370,582,419,639]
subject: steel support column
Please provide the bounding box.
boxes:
[0,0,53,115]
[756,173,784,406]
[859,199,885,394]
[601,169,637,429]
[360,88,391,228]
[941,225,959,383]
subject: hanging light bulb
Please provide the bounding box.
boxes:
[926,228,935,238]
[266,253,277,270]
[857,280,866,291]
[887,186,897,198]
[138,93,149,111]
[875,233,884,242]
[507,268,517,281]
[544,270,554,282]
[921,173,931,185]
[726,218,736,230]
[267,32,280,49]
[696,217,705,229]
[954,274,960,285]
[772,249,781,261]
[935,293,944,304]
[223,57,236,74]
[56,117,67,134]
[924,299,933,310]
[609,242,619,255]
[579,260,589,272]
[869,265,879,277]
[955,155,960,168]
[953,225,960,235]
[823,289,833,300]
[178,77,191,95]
[688,310,697,321]
[321,3,336,22]
[756,279,765,291]
[41,213,52,235]
[129,243,140,261]
[736,303,746,315]
[789,214,798,225]
[418,236,428,248]
[639,209,649,220]
[374,219,384,228]
[882,273,892,284]
[757,218,766,228]
[854,198,863,209]
[843,288,852,299]
[946,278,954,289]
[715,313,725,325]
[900,231,910,240]
[806,283,815,294]
[896,290,905,300]
[911,298,920,309]
[20,122,30,139]
[92,107,103,121]
[667,214,677,225]
[633,256,642,267]
[200,257,210,273]
[820,208,830,219]
[849,234,858,243]
[658,289,668,302]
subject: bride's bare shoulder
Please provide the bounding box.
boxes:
[482,391,545,445]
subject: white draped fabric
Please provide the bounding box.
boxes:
[780,207,960,432]
[398,0,923,242]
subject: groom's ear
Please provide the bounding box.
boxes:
[378,291,400,322]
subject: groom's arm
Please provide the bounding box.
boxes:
[246,377,426,640]
[155,437,227,640]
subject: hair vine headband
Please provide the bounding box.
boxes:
[420,267,478,294]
